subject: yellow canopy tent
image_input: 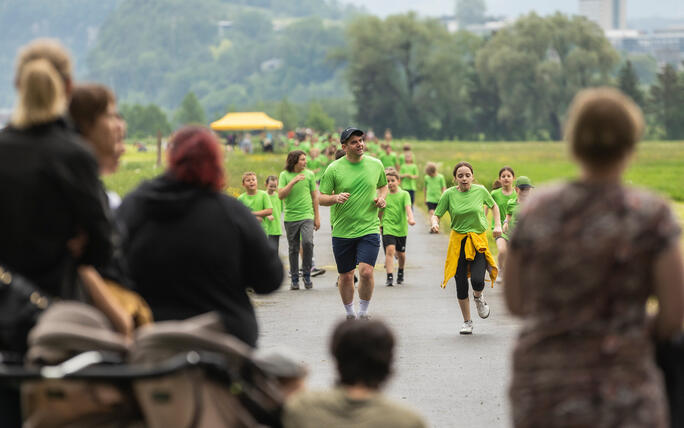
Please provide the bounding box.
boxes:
[210,112,283,131]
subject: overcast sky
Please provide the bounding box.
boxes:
[342,0,684,20]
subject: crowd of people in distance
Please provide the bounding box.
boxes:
[0,37,682,428]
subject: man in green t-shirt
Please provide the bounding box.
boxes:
[237,172,273,233]
[380,170,415,286]
[279,150,321,290]
[320,127,388,320]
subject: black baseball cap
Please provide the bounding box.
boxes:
[340,127,364,144]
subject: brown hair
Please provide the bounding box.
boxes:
[565,87,644,167]
[498,166,515,178]
[11,39,73,128]
[69,84,115,134]
[265,175,278,186]
[285,150,306,172]
[425,162,437,175]
[385,169,399,180]
[242,171,256,183]
[492,179,502,190]
[453,161,473,177]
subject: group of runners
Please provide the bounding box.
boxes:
[237,127,534,334]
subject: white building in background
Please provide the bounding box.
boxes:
[579,0,626,30]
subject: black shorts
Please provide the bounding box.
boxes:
[426,202,438,211]
[382,235,407,252]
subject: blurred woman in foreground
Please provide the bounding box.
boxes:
[505,88,684,427]
[117,126,283,347]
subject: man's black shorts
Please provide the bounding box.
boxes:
[382,234,407,252]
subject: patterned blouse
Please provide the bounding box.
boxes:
[508,181,681,428]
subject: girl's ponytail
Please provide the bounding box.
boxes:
[11,58,66,128]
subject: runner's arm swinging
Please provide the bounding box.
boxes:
[312,190,321,231]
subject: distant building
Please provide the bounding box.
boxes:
[579,0,626,30]
[439,15,511,37]
[607,27,684,68]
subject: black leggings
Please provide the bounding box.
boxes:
[454,236,486,299]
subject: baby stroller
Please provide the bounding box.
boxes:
[0,302,283,428]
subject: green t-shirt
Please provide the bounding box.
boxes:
[237,190,273,232]
[278,169,316,222]
[299,141,311,153]
[490,188,517,226]
[308,155,328,181]
[379,152,398,169]
[502,197,520,240]
[399,164,419,191]
[320,156,388,238]
[264,192,283,236]
[434,184,495,234]
[424,173,446,203]
[399,153,406,165]
[381,189,411,237]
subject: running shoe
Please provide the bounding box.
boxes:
[303,277,313,289]
[359,314,371,320]
[346,314,357,320]
[290,281,299,291]
[311,267,326,277]
[459,320,473,335]
[474,295,490,319]
[397,272,404,285]
[385,278,393,287]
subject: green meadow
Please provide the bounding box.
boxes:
[104,140,684,249]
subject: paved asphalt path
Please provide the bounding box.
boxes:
[254,205,524,427]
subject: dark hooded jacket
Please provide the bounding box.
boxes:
[116,173,283,347]
[0,118,113,297]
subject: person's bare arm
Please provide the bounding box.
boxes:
[504,249,525,316]
[278,174,305,199]
[252,208,273,218]
[430,214,441,233]
[503,213,512,234]
[406,205,416,226]
[653,243,684,340]
[491,204,502,238]
[319,193,349,206]
[374,185,389,208]
[312,190,320,231]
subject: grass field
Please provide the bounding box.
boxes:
[104,140,684,250]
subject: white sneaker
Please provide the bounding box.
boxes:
[459,320,473,335]
[474,295,490,319]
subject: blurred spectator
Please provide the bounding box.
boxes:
[283,319,427,428]
[117,126,283,347]
[504,87,684,428]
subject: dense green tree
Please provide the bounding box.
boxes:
[455,0,486,28]
[476,13,619,140]
[276,98,299,131]
[648,64,684,140]
[306,102,335,131]
[121,103,172,138]
[618,60,644,106]
[174,92,206,126]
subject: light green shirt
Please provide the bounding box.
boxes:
[379,152,398,169]
[237,190,273,232]
[399,164,419,191]
[320,156,388,238]
[308,155,329,181]
[264,192,283,236]
[278,169,316,222]
[434,184,495,234]
[381,189,411,237]
[424,173,446,203]
[490,188,517,226]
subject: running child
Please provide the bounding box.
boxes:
[424,162,446,232]
[502,176,534,240]
[380,169,416,286]
[264,175,283,249]
[487,167,516,280]
[399,152,419,206]
[238,172,273,232]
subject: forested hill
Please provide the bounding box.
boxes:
[0,0,123,107]
[0,0,361,117]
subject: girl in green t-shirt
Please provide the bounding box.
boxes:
[264,175,283,249]
[487,166,516,282]
[431,161,502,335]
[398,152,419,206]
[237,172,273,233]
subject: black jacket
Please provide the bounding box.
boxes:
[0,119,113,296]
[117,174,283,347]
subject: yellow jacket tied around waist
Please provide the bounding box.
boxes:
[441,230,498,289]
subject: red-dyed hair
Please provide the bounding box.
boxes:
[167,126,225,191]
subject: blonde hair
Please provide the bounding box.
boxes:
[565,87,644,167]
[11,39,72,128]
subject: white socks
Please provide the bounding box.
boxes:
[344,303,355,317]
[358,299,370,316]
